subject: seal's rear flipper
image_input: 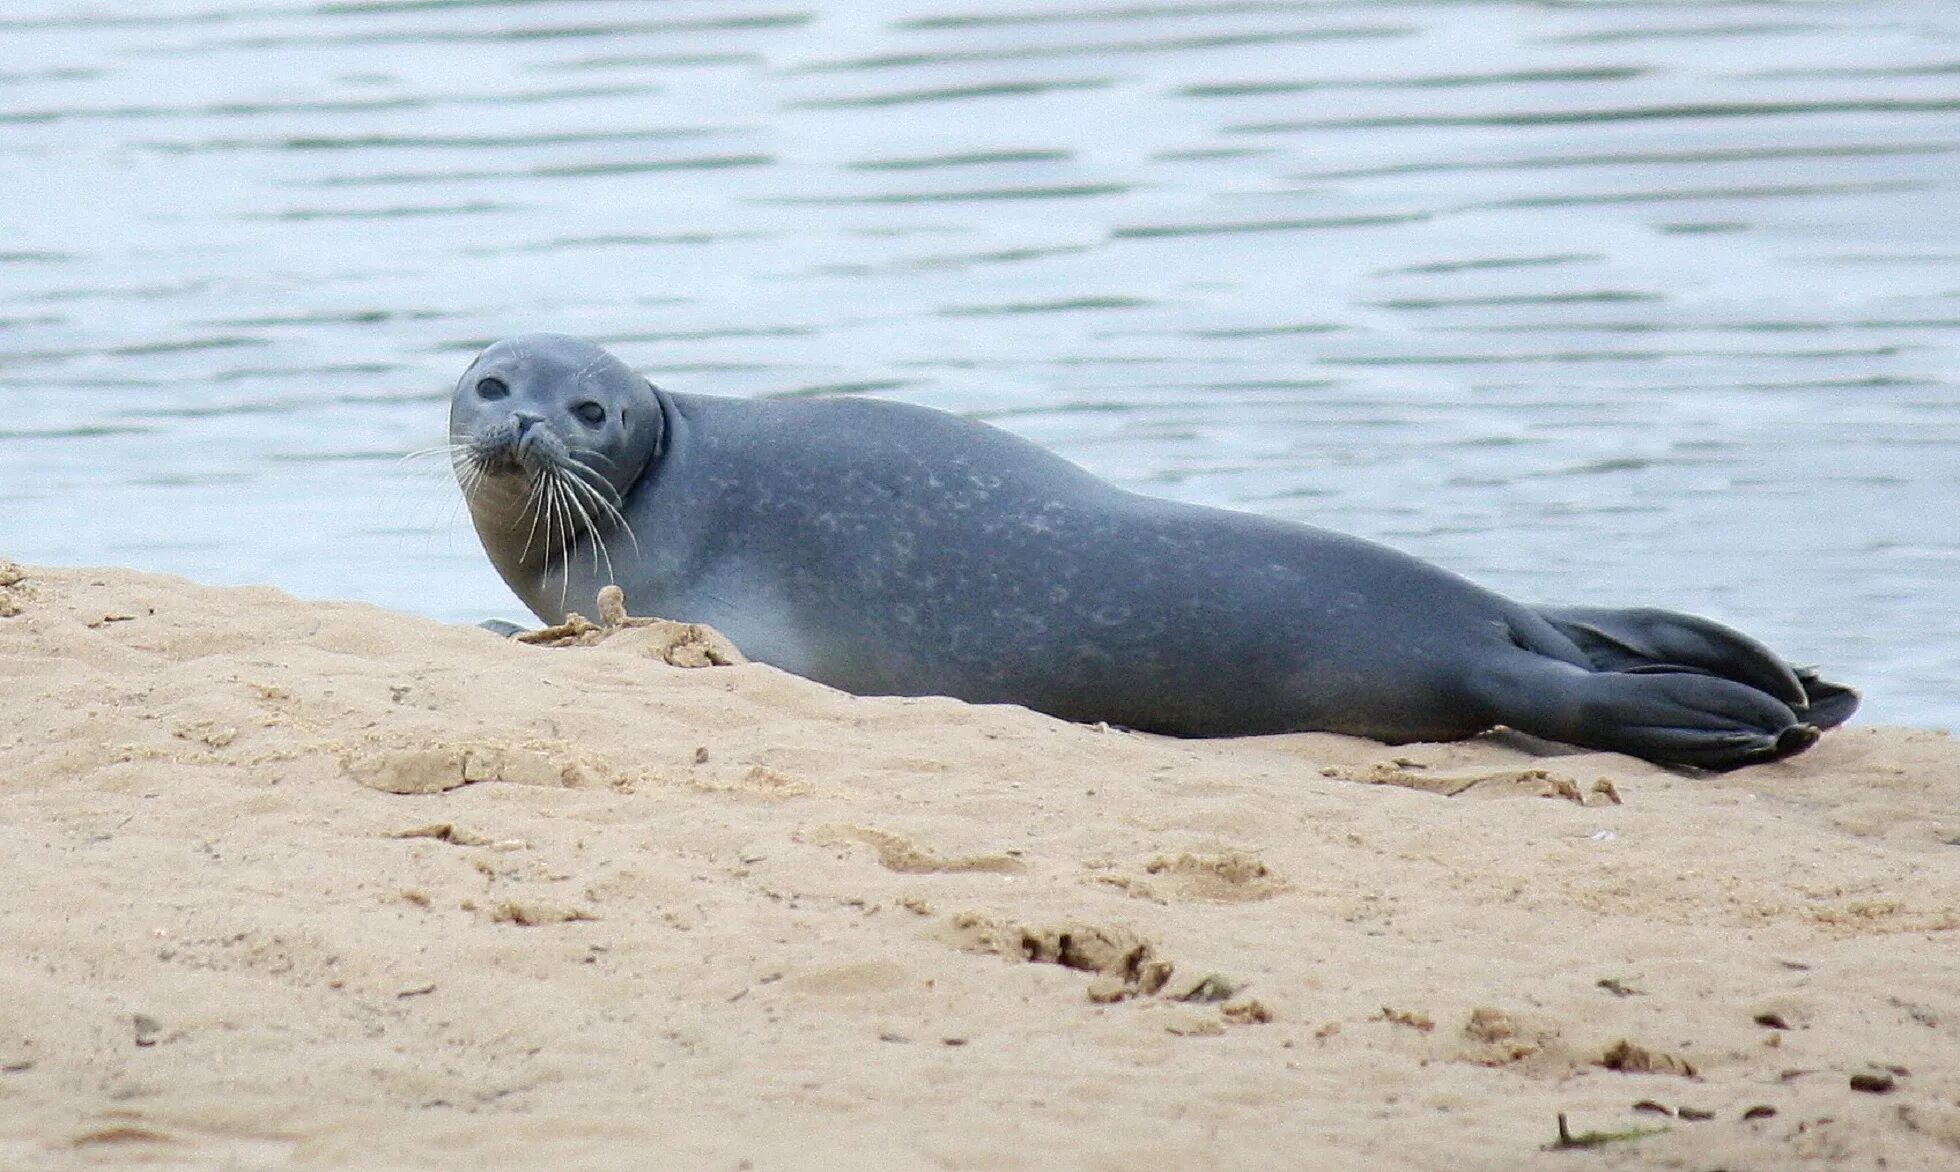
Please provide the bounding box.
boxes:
[1472,652,1819,771]
[1792,668,1860,730]
[1536,606,1805,703]
[1536,605,1860,733]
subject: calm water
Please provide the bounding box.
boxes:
[2,1,1954,728]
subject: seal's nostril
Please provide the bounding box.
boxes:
[513,411,544,435]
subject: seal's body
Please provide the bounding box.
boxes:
[451,333,1856,769]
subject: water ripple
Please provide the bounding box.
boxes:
[1462,179,1925,210]
[789,79,1114,107]
[766,183,1128,206]
[1302,142,1958,181]
[793,25,1411,72]
[248,202,509,219]
[1231,97,1960,134]
[1181,67,1647,96]
[141,126,732,153]
[897,3,1347,30]
[941,296,1153,316]
[1539,21,1825,45]
[305,155,773,186]
[0,85,654,125]
[1112,212,1428,238]
[211,12,814,49]
[1373,291,1661,310]
[847,149,1073,170]
[1386,254,1602,275]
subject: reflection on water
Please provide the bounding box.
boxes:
[1,0,1954,728]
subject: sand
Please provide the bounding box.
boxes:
[1,559,1955,1171]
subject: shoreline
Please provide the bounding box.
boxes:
[2,561,1954,1170]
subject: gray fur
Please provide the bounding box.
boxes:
[451,334,1856,770]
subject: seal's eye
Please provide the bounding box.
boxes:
[574,401,606,426]
[476,377,509,400]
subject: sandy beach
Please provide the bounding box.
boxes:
[1,558,1955,1171]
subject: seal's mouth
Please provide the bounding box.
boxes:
[515,427,554,468]
[477,447,525,476]
[469,449,526,479]
[466,420,543,479]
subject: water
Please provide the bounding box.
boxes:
[2,0,1954,729]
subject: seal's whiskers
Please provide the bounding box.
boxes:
[555,468,602,578]
[559,456,634,577]
[565,453,636,551]
[561,472,613,582]
[548,473,576,611]
[450,451,487,501]
[517,468,551,563]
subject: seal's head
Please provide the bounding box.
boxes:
[449,333,663,572]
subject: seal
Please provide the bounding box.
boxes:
[449,333,1857,770]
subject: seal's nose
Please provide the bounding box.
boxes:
[513,411,544,436]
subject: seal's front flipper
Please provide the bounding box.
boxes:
[1536,605,1860,732]
[478,618,530,638]
[1472,652,1816,770]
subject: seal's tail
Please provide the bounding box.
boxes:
[1469,607,1858,771]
